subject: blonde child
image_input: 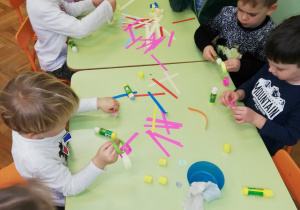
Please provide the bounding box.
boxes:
[0,72,120,208]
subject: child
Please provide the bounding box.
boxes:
[0,72,120,208]
[0,179,55,210]
[27,0,116,81]
[195,0,277,87]
[219,15,300,156]
[169,0,237,25]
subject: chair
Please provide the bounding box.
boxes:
[8,0,26,24]
[0,162,26,189]
[273,149,300,204]
[15,16,70,85]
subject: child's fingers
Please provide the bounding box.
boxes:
[101,141,114,150]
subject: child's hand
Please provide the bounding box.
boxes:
[231,106,267,129]
[107,0,116,11]
[92,140,120,169]
[97,97,119,113]
[203,46,217,62]
[219,90,240,106]
[224,58,240,72]
[92,0,104,7]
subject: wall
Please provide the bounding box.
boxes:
[271,0,300,25]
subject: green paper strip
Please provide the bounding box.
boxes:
[113,139,126,154]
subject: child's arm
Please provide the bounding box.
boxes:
[230,106,266,129]
[29,0,114,39]
[76,97,119,114]
[97,97,119,113]
[194,7,226,61]
[35,141,119,196]
[169,0,190,12]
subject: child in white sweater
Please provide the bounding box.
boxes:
[27,0,116,81]
[0,72,120,208]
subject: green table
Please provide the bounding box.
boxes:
[67,62,296,210]
[67,0,203,70]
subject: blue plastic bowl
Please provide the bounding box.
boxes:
[187,161,225,190]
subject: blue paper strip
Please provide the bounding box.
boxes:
[112,91,137,99]
[118,9,128,25]
[147,91,167,113]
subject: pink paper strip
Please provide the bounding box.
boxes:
[120,132,139,156]
[112,110,118,116]
[168,31,174,47]
[229,100,235,107]
[161,111,170,135]
[146,117,182,127]
[143,124,181,129]
[151,54,167,71]
[150,132,183,147]
[146,130,170,157]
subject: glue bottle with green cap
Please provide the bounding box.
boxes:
[123,83,135,100]
[242,187,273,197]
[94,127,117,140]
[209,87,218,105]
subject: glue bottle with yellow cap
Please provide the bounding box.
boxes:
[242,187,273,197]
[94,127,117,140]
[123,83,135,100]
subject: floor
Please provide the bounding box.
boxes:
[0,0,299,209]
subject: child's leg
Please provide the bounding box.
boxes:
[49,62,75,82]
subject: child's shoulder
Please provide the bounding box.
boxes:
[219,5,237,16]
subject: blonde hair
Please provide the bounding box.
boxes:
[238,0,277,8]
[0,72,79,134]
[0,179,55,210]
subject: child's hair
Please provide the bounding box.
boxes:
[0,72,79,134]
[265,15,300,67]
[0,179,55,210]
[238,0,277,8]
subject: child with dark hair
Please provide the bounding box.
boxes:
[195,0,277,87]
[219,15,300,156]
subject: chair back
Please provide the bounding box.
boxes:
[0,162,26,189]
[15,16,38,72]
[273,149,300,204]
[8,0,26,23]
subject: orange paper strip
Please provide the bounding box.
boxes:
[188,107,208,130]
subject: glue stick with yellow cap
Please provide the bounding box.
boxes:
[94,127,117,140]
[242,187,273,197]
[123,83,135,100]
[68,39,78,52]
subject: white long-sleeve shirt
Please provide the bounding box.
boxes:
[12,98,103,206]
[27,0,113,71]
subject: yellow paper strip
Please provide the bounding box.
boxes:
[152,104,158,132]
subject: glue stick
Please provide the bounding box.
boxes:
[209,87,218,105]
[68,39,78,52]
[94,127,117,140]
[242,187,273,197]
[214,55,223,65]
[123,83,135,100]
